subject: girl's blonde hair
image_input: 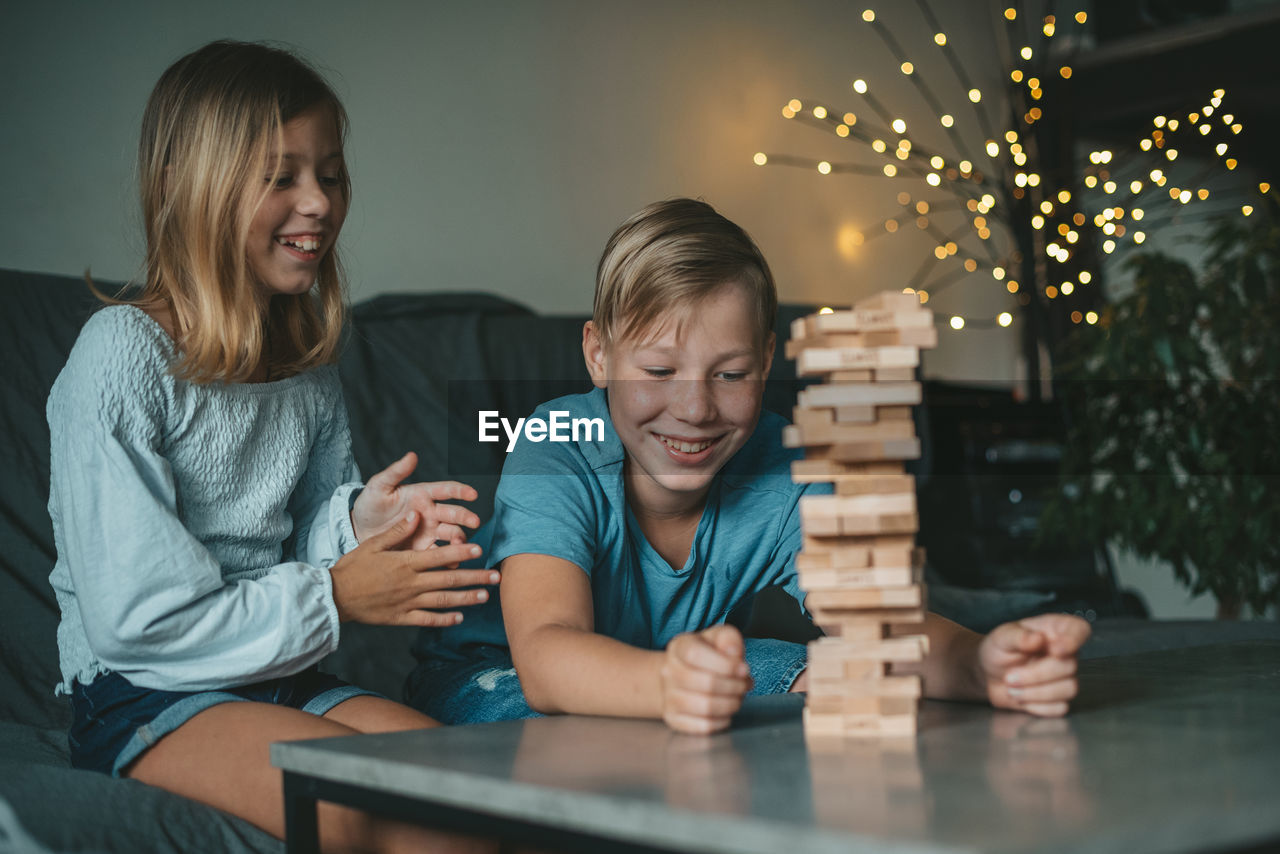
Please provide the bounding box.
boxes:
[98,40,350,383]
[593,198,777,353]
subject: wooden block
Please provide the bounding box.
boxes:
[809,633,929,662]
[791,407,834,429]
[800,493,916,520]
[805,654,886,681]
[797,345,920,376]
[872,405,914,421]
[784,325,938,359]
[831,473,915,496]
[855,291,927,313]
[831,404,875,423]
[802,708,920,739]
[812,308,934,333]
[797,564,921,591]
[827,370,875,382]
[791,459,905,482]
[806,696,919,717]
[807,585,922,610]
[801,500,919,537]
[801,533,914,557]
[806,675,923,701]
[796,548,919,576]
[804,437,922,463]
[797,382,921,408]
[875,367,917,382]
[796,549,871,571]
[809,608,926,631]
[783,419,916,448]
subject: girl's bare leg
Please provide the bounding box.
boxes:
[127,699,494,853]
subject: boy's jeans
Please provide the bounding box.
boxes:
[406,638,808,725]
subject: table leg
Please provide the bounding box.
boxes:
[282,772,320,854]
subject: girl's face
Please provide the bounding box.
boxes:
[583,283,775,515]
[245,106,347,298]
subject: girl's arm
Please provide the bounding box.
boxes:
[894,611,1089,716]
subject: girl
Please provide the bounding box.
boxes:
[48,41,495,851]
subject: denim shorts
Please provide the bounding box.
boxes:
[69,668,382,777]
[406,638,809,725]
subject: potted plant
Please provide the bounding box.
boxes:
[1043,204,1279,618]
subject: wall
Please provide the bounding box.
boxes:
[2,0,1219,616]
[3,0,1018,381]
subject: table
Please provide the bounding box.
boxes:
[271,641,1280,853]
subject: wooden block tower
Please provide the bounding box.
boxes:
[786,290,938,738]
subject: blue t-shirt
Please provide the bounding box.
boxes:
[416,387,827,658]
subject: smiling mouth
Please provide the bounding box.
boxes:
[275,235,322,253]
[656,434,720,454]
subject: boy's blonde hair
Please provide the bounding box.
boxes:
[99,40,349,383]
[593,198,777,353]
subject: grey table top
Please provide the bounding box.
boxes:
[273,640,1280,854]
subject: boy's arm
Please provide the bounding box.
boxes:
[502,553,752,731]
[501,552,664,717]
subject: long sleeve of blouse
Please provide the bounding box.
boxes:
[47,307,360,693]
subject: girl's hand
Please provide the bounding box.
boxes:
[660,624,753,734]
[351,452,480,549]
[330,511,499,627]
[979,613,1091,717]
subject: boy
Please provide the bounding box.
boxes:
[408,198,1088,733]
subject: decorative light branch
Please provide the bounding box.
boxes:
[754,3,1273,333]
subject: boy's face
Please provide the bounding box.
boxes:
[583,283,775,513]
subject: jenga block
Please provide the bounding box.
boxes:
[782,419,916,448]
[832,473,915,496]
[816,618,889,644]
[826,370,874,382]
[798,382,922,408]
[874,368,917,382]
[812,308,934,333]
[784,326,938,359]
[809,605,923,622]
[797,564,920,591]
[803,437,922,463]
[854,291,926,313]
[805,655,886,681]
[799,503,918,537]
[809,607,926,630]
[791,459,906,482]
[791,407,834,429]
[869,405,914,421]
[801,533,914,557]
[805,675,923,701]
[806,586,923,610]
[830,405,875,423]
[796,548,917,573]
[806,696,919,716]
[846,714,920,737]
[809,634,929,662]
[802,707,920,738]
[800,493,916,521]
[797,345,920,376]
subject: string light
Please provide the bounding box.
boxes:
[756,13,1256,337]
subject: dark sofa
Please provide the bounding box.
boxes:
[3,267,1277,854]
